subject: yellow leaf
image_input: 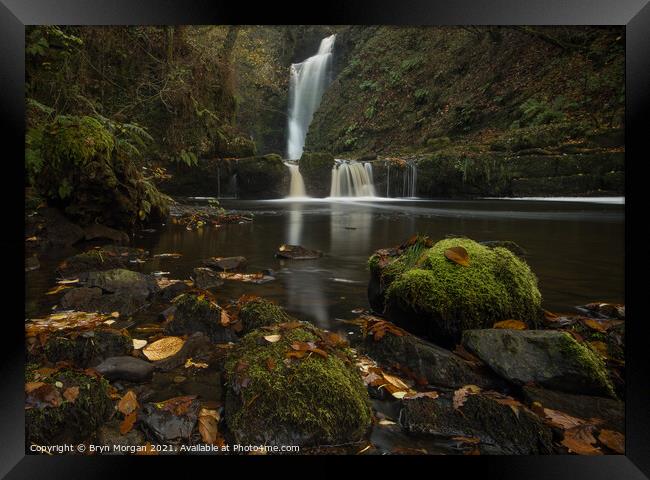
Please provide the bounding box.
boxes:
[132,339,147,350]
[46,285,71,295]
[493,319,527,330]
[142,336,185,361]
[264,334,282,343]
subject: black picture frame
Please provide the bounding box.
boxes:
[2,0,647,477]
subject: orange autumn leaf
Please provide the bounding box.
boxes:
[117,390,139,415]
[63,386,80,403]
[120,411,137,435]
[598,429,624,454]
[444,246,470,266]
[493,319,527,330]
[453,385,481,410]
[562,425,603,455]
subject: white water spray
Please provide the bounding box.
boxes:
[286,34,336,160]
[329,160,376,197]
[285,162,307,197]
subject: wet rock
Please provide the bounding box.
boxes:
[139,396,201,444]
[359,329,501,389]
[576,302,625,320]
[35,207,85,248]
[521,386,624,433]
[371,236,542,347]
[95,356,155,382]
[25,254,40,272]
[399,393,553,454]
[44,328,133,368]
[202,256,247,271]
[235,154,289,199]
[462,329,616,397]
[153,332,214,371]
[147,369,223,403]
[237,297,292,335]
[61,286,103,309]
[191,267,224,289]
[224,323,372,447]
[275,244,323,260]
[165,294,238,343]
[157,280,190,302]
[298,152,334,197]
[26,367,112,445]
[83,223,130,244]
[57,245,149,276]
[97,419,146,453]
[80,268,159,297]
[479,240,527,257]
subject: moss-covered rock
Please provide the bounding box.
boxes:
[224,323,372,446]
[462,329,616,398]
[238,297,292,335]
[57,246,149,276]
[235,154,289,198]
[166,294,238,343]
[376,237,542,346]
[299,152,335,197]
[26,366,113,446]
[44,328,133,368]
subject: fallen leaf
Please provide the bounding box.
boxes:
[46,285,71,295]
[132,339,147,350]
[266,358,276,371]
[184,358,209,369]
[220,309,231,327]
[598,429,624,454]
[493,319,527,330]
[562,425,603,455]
[580,317,623,333]
[198,408,223,445]
[453,385,481,410]
[120,411,137,435]
[405,391,440,400]
[142,336,185,361]
[26,382,63,408]
[118,390,139,415]
[155,395,196,416]
[381,373,411,391]
[63,386,79,402]
[453,436,481,444]
[540,407,587,430]
[588,341,609,359]
[264,334,282,343]
[444,246,470,266]
[378,419,397,426]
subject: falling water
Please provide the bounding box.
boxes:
[286,34,336,160]
[286,162,307,197]
[329,160,376,197]
[385,160,418,198]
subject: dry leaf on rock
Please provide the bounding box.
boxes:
[493,319,527,330]
[120,411,137,435]
[63,386,79,403]
[117,390,139,415]
[198,408,223,446]
[453,385,481,410]
[597,429,624,454]
[264,334,281,343]
[132,339,147,350]
[562,424,603,455]
[142,336,185,361]
[444,246,470,266]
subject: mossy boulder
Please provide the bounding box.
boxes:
[44,328,133,368]
[235,154,289,198]
[371,237,542,346]
[26,366,113,446]
[57,246,149,276]
[224,323,372,446]
[166,294,238,343]
[237,297,292,335]
[299,152,335,197]
[462,329,616,398]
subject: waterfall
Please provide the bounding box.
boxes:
[286,34,336,160]
[329,160,376,197]
[286,162,307,197]
[385,160,418,198]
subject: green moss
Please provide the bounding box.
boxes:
[44,329,132,367]
[224,324,372,446]
[385,238,542,341]
[559,332,616,398]
[26,367,112,446]
[238,298,291,334]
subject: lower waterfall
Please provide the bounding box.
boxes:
[329,160,376,197]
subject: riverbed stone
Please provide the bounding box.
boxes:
[44,328,133,368]
[80,268,158,296]
[298,152,334,197]
[237,297,292,335]
[83,223,130,244]
[275,244,323,260]
[398,393,553,454]
[462,329,616,397]
[95,356,155,382]
[139,396,201,444]
[235,154,289,199]
[224,323,372,447]
[191,267,224,289]
[202,256,247,271]
[165,294,238,343]
[372,236,542,347]
[57,245,149,276]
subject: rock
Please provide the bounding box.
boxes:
[237,297,292,335]
[275,244,323,260]
[235,155,289,199]
[80,268,158,297]
[57,245,149,276]
[359,328,501,389]
[152,332,214,372]
[146,369,223,404]
[95,356,155,382]
[371,236,542,347]
[165,294,238,343]
[97,419,146,453]
[191,267,224,289]
[399,393,553,454]
[157,280,190,302]
[298,152,334,197]
[479,240,527,257]
[224,323,372,447]
[25,367,112,445]
[25,254,40,272]
[462,329,616,398]
[202,256,247,271]
[37,207,86,248]
[139,396,201,444]
[83,223,130,244]
[61,286,103,309]
[44,328,133,368]
[522,386,624,432]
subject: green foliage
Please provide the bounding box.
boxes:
[400,56,424,72]
[414,88,429,105]
[517,98,565,127]
[359,80,379,92]
[173,149,199,167]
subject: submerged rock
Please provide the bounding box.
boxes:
[202,256,247,271]
[83,223,130,244]
[165,294,238,343]
[370,236,542,346]
[80,268,158,296]
[139,396,201,444]
[95,356,155,382]
[57,245,149,276]
[462,329,616,398]
[44,328,133,368]
[25,366,112,445]
[27,207,85,249]
[224,323,372,447]
[191,267,224,290]
[237,297,292,335]
[275,244,323,260]
[399,393,553,454]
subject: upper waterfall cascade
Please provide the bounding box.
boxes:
[286,34,336,160]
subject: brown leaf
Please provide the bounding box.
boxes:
[220,309,231,327]
[25,382,62,408]
[580,317,623,333]
[63,386,80,403]
[597,429,624,454]
[493,319,527,330]
[588,341,609,359]
[155,395,196,416]
[562,425,603,455]
[453,385,481,410]
[444,246,470,267]
[117,390,139,415]
[539,407,587,430]
[266,357,276,371]
[120,412,137,435]
[198,408,223,446]
[46,285,71,295]
[453,436,481,444]
[405,391,439,400]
